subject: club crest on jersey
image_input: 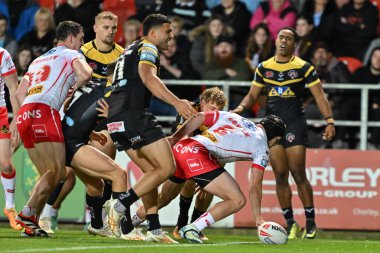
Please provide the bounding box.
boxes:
[265,71,274,78]
[288,70,298,79]
[1,125,10,134]
[88,62,97,70]
[286,133,295,143]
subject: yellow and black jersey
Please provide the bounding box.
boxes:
[80,40,124,86]
[253,55,320,122]
[108,38,160,117]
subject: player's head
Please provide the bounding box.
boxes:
[142,14,173,50]
[259,114,286,144]
[200,87,227,112]
[56,21,84,51]
[94,11,118,46]
[275,27,298,57]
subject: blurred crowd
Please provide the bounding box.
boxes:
[1,0,380,149]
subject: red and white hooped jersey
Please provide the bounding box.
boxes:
[22,46,84,111]
[0,47,16,107]
[191,111,270,170]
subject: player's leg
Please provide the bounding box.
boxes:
[191,190,213,240]
[16,142,66,236]
[286,145,316,239]
[270,144,301,238]
[180,169,246,244]
[0,137,21,230]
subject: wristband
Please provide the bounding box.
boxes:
[327,122,335,126]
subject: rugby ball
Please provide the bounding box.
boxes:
[258,221,288,245]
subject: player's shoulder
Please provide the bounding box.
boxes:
[292,55,309,68]
[114,43,124,54]
[80,41,95,55]
[259,57,275,69]
[139,39,158,52]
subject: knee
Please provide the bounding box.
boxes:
[0,159,12,173]
[274,171,289,186]
[231,194,246,213]
[291,171,308,185]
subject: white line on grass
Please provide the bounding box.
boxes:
[3,241,260,253]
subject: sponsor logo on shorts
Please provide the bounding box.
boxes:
[107,121,125,134]
[16,109,42,124]
[65,116,74,127]
[27,85,44,96]
[187,158,203,172]
[129,135,141,145]
[1,125,10,134]
[32,124,48,138]
[286,133,295,143]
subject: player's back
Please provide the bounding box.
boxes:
[23,46,83,110]
[192,111,268,164]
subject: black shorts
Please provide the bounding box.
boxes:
[62,84,105,166]
[280,117,308,148]
[169,167,226,188]
[106,109,166,151]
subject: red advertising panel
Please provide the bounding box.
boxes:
[234,149,380,230]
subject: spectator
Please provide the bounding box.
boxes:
[207,0,261,13]
[14,45,33,77]
[122,19,141,49]
[301,0,337,28]
[54,0,101,42]
[189,15,232,76]
[150,37,199,116]
[130,0,161,22]
[294,14,316,61]
[0,14,17,59]
[170,16,192,55]
[245,23,274,73]
[211,0,251,56]
[307,42,351,148]
[351,46,380,149]
[330,0,378,60]
[19,7,55,58]
[202,36,251,114]
[250,0,297,41]
[0,0,39,41]
[159,0,211,32]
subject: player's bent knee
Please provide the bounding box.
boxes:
[231,194,246,213]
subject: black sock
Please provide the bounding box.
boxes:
[282,207,294,225]
[120,207,134,235]
[47,181,65,205]
[146,214,161,231]
[118,188,139,208]
[304,206,315,220]
[190,208,204,223]
[112,191,123,200]
[86,194,103,229]
[177,195,192,228]
[102,180,112,203]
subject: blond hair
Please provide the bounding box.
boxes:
[34,7,55,31]
[200,87,227,109]
[95,11,118,24]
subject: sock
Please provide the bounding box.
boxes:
[190,208,204,223]
[86,194,103,229]
[1,168,16,209]
[116,188,139,213]
[40,204,52,219]
[193,212,215,232]
[51,208,59,217]
[21,206,37,217]
[132,212,144,227]
[304,206,315,220]
[46,181,64,205]
[177,195,192,228]
[282,207,294,225]
[120,215,134,235]
[85,207,91,223]
[102,180,112,203]
[146,214,161,231]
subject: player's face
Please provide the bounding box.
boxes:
[70,31,85,51]
[275,29,296,57]
[95,18,117,45]
[200,101,222,112]
[155,23,174,51]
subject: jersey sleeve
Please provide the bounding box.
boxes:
[251,147,270,171]
[252,63,266,87]
[203,111,220,127]
[0,49,16,76]
[139,42,159,68]
[304,62,321,88]
[69,50,85,68]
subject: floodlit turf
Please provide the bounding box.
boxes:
[0,224,379,253]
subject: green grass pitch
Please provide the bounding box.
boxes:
[1,224,379,253]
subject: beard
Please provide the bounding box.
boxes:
[215,53,235,68]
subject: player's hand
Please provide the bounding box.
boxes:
[63,95,74,112]
[256,218,266,227]
[196,188,209,200]
[96,99,109,118]
[10,120,21,153]
[89,131,107,145]
[175,99,197,119]
[323,124,336,141]
[230,105,244,114]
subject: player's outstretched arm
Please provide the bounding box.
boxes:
[249,167,265,227]
[171,112,205,143]
[231,85,262,114]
